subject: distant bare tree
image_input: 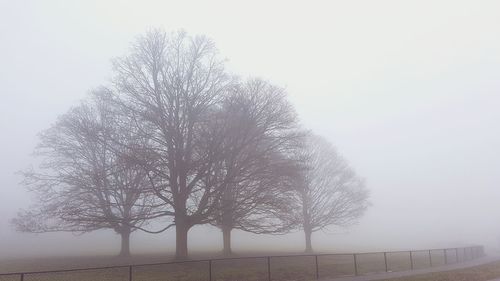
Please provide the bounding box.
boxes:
[112,29,234,259]
[12,90,165,256]
[296,134,370,252]
[212,79,303,255]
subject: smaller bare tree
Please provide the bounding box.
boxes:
[296,134,370,252]
[12,90,165,256]
[211,79,303,255]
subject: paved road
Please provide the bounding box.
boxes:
[325,256,500,281]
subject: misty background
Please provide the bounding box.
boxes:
[1,0,499,258]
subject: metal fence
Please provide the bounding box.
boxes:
[0,245,485,281]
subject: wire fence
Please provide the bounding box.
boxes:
[0,245,485,281]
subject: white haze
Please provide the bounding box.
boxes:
[1,0,500,258]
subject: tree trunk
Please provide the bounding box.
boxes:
[119,230,131,257]
[301,190,313,253]
[304,228,313,253]
[222,226,232,256]
[175,221,190,259]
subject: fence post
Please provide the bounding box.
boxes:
[267,256,271,281]
[128,265,132,281]
[315,255,319,280]
[409,251,413,270]
[209,260,212,281]
[353,254,358,276]
[429,250,432,267]
[463,247,466,260]
[444,249,447,265]
[20,273,24,281]
[384,252,388,272]
[455,248,459,263]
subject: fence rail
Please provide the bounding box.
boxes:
[0,245,485,281]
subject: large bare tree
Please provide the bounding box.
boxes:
[12,90,165,256]
[211,79,303,255]
[112,30,234,258]
[296,134,370,252]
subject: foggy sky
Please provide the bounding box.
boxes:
[1,0,500,258]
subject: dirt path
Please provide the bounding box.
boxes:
[326,256,500,281]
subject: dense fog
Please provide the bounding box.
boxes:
[1,0,500,259]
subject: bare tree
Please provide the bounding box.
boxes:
[296,134,370,252]
[211,79,303,255]
[112,29,234,259]
[12,90,165,256]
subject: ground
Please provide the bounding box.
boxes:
[0,249,484,281]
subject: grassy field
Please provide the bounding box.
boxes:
[0,249,478,281]
[383,260,500,281]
